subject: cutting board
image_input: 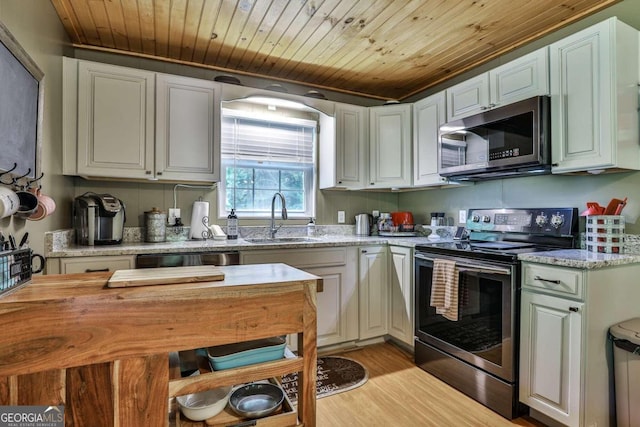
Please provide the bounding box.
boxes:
[107,266,225,288]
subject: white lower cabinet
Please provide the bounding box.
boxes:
[46,255,136,274]
[358,246,388,340]
[388,246,414,347]
[520,261,640,427]
[240,247,358,349]
[520,290,583,427]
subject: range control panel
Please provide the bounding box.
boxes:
[466,208,578,236]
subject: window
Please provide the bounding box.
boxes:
[219,108,316,219]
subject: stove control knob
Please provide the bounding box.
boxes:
[550,213,564,229]
[471,215,481,223]
[535,213,548,227]
[482,215,491,223]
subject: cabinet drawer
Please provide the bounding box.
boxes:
[57,256,135,274]
[522,263,583,299]
[240,247,347,268]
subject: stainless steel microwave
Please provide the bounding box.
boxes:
[438,96,550,180]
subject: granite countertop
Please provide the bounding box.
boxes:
[518,249,640,269]
[45,225,454,258]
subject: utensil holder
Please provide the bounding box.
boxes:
[0,248,33,297]
[585,215,625,254]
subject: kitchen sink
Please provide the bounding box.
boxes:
[244,237,319,244]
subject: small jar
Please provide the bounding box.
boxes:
[145,207,167,243]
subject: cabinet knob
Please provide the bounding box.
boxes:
[145,170,152,175]
[569,306,580,313]
[157,171,162,175]
[361,250,367,253]
[480,106,488,110]
[488,103,496,108]
[338,181,342,184]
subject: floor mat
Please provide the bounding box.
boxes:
[280,356,368,404]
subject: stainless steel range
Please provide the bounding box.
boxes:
[414,207,579,419]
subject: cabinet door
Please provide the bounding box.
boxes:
[305,264,358,348]
[368,104,412,188]
[490,47,549,107]
[359,246,388,340]
[155,74,220,182]
[520,291,583,427]
[413,92,448,187]
[549,18,640,173]
[388,246,413,347]
[549,20,613,173]
[335,104,368,189]
[77,61,155,178]
[446,74,489,121]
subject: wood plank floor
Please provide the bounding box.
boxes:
[317,342,546,427]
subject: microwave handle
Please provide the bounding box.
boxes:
[88,205,95,246]
[415,253,511,275]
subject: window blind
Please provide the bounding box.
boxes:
[221,113,315,164]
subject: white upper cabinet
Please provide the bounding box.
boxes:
[368,103,412,188]
[412,91,449,187]
[75,60,156,179]
[549,17,640,174]
[319,103,368,189]
[447,47,549,121]
[64,58,221,183]
[155,74,220,182]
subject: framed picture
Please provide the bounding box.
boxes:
[0,19,44,180]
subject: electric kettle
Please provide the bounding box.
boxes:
[355,213,372,236]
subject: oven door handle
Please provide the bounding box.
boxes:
[415,253,512,275]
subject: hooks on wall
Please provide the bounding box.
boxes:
[0,164,43,189]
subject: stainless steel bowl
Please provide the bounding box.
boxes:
[229,383,284,419]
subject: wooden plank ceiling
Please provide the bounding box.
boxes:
[50,0,619,100]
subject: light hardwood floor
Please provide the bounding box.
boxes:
[317,342,546,427]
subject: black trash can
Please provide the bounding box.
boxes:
[610,318,640,427]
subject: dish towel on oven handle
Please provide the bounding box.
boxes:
[430,258,459,321]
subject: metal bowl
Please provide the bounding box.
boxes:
[229,383,284,419]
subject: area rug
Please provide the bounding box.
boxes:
[280,356,368,404]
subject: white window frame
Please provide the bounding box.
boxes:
[218,108,317,220]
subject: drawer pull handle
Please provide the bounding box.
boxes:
[569,306,580,313]
[85,268,109,273]
[534,276,560,285]
[317,278,324,293]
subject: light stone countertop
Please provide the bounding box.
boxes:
[45,226,452,258]
[518,249,640,269]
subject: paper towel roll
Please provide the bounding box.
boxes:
[189,201,210,240]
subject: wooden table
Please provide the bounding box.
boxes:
[0,263,318,426]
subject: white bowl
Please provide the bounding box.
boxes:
[177,386,232,421]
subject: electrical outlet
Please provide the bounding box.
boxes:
[168,208,181,225]
[459,210,467,224]
[372,210,380,217]
[337,210,345,223]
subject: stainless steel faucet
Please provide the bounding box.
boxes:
[270,192,288,238]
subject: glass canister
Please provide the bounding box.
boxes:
[145,207,167,242]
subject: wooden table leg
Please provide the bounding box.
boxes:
[298,280,317,426]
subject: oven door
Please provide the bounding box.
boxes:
[414,252,518,382]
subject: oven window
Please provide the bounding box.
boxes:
[415,261,511,367]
